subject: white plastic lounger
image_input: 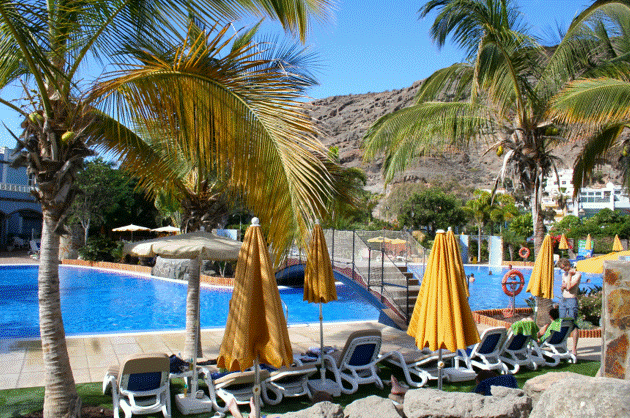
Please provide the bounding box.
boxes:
[539,319,577,366]
[499,330,544,373]
[385,348,476,387]
[261,363,318,405]
[456,327,509,374]
[103,352,171,418]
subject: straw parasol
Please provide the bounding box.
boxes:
[527,234,555,300]
[218,218,293,417]
[304,222,338,389]
[151,225,180,234]
[367,236,392,243]
[407,230,479,389]
[124,230,241,407]
[112,224,150,240]
[558,234,569,250]
[446,228,469,297]
[613,235,623,252]
[585,234,593,251]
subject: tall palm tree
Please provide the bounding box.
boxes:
[110,23,336,360]
[549,1,630,192]
[0,2,332,416]
[362,0,606,255]
[464,190,495,262]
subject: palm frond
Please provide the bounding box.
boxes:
[415,63,474,103]
[550,77,630,126]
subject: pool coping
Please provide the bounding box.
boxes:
[473,307,601,338]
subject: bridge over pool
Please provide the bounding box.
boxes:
[275,230,428,328]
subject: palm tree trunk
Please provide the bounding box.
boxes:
[184,256,202,360]
[532,174,546,256]
[478,225,482,263]
[39,211,81,418]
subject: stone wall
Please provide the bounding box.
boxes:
[601,260,630,379]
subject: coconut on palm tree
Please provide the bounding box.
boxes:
[362,0,614,255]
[0,2,332,416]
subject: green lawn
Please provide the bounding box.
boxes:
[0,361,600,418]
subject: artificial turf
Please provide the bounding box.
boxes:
[0,361,601,418]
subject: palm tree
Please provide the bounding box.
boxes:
[549,1,630,192]
[0,2,332,416]
[362,0,608,255]
[109,23,337,360]
[464,190,495,262]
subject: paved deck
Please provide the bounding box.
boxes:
[0,321,601,390]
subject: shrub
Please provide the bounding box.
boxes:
[578,285,602,328]
[78,235,123,262]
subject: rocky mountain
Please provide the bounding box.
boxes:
[304,81,609,199]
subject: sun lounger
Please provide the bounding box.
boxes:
[322,329,389,394]
[456,327,509,374]
[103,352,171,418]
[261,363,318,405]
[539,319,577,366]
[499,330,544,373]
[384,347,476,387]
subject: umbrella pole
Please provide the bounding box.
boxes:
[254,358,261,418]
[437,349,443,391]
[319,302,326,384]
[190,256,201,397]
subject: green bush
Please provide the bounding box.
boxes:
[578,285,602,328]
[78,236,123,262]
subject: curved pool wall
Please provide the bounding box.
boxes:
[0,265,381,339]
[407,264,603,311]
[275,263,396,328]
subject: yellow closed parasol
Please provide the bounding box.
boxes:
[613,235,623,252]
[218,218,292,417]
[585,234,593,251]
[446,228,469,297]
[303,222,338,388]
[526,234,555,299]
[558,234,569,250]
[407,230,479,389]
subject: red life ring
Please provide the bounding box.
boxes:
[518,247,530,259]
[502,269,525,297]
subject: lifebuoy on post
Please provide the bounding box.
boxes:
[502,269,525,297]
[518,247,530,259]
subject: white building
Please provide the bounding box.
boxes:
[542,169,630,219]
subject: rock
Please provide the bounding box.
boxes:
[152,257,192,280]
[344,395,400,418]
[523,372,583,407]
[275,401,344,418]
[403,387,531,418]
[530,376,630,417]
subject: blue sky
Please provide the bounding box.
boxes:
[0,0,593,148]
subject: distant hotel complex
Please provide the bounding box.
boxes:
[0,147,41,249]
[543,169,630,221]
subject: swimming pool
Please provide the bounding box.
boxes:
[0,265,380,339]
[408,264,603,311]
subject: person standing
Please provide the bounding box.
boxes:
[557,258,581,356]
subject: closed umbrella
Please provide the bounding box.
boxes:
[446,228,469,297]
[585,234,593,251]
[304,223,338,389]
[407,230,479,389]
[124,230,241,412]
[112,224,150,241]
[613,235,623,252]
[527,234,555,299]
[558,234,569,250]
[218,218,293,418]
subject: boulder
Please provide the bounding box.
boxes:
[530,376,630,417]
[275,401,344,418]
[344,395,401,418]
[403,387,531,418]
[523,372,583,407]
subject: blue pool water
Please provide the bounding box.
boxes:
[408,264,603,311]
[0,266,380,339]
